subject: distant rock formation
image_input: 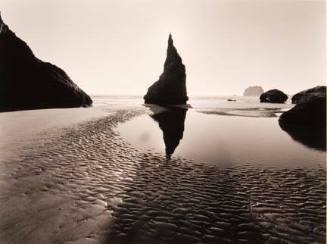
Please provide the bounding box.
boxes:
[144,34,188,105]
[243,86,264,96]
[291,86,326,104]
[150,108,187,159]
[260,89,288,103]
[279,96,326,128]
[0,13,92,112]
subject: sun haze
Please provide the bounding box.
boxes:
[1,0,325,96]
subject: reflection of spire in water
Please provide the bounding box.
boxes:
[279,121,326,151]
[150,108,187,159]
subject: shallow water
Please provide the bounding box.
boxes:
[0,106,325,244]
[116,108,326,168]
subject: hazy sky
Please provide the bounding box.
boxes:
[1,0,326,96]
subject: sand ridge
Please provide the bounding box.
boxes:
[0,107,325,244]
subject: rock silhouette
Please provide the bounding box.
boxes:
[291,86,326,104]
[279,96,326,128]
[150,108,187,159]
[144,34,188,105]
[243,86,264,96]
[0,13,92,112]
[280,86,326,129]
[279,120,326,151]
[260,89,288,103]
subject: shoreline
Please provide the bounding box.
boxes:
[0,106,116,163]
[0,106,325,244]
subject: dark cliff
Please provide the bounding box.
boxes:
[0,13,92,112]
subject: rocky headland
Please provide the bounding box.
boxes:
[0,13,92,112]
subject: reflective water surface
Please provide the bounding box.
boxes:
[116,108,326,168]
[279,121,326,151]
[0,102,325,244]
[150,108,187,158]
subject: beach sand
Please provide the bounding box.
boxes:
[0,102,325,244]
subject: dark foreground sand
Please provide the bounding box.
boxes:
[0,107,325,244]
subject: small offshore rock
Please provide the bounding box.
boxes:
[260,89,288,103]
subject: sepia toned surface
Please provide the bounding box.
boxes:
[1,0,325,96]
[0,0,325,243]
[0,97,325,244]
[117,110,325,167]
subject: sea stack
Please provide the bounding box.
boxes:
[243,86,264,96]
[0,13,92,112]
[144,34,188,105]
[260,89,288,103]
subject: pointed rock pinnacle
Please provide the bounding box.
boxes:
[144,34,188,105]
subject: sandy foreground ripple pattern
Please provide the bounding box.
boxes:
[0,108,325,244]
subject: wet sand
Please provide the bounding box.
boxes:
[0,106,325,244]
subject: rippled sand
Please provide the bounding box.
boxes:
[0,107,325,244]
